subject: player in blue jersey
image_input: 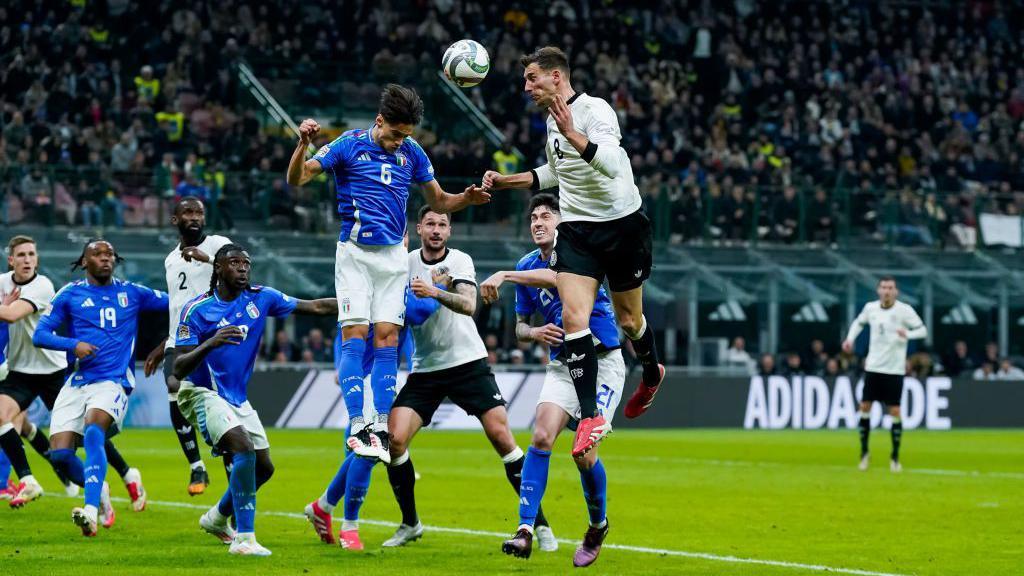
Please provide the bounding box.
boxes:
[172,243,337,556]
[480,194,623,567]
[287,84,490,463]
[304,288,432,550]
[0,321,9,497]
[33,240,169,537]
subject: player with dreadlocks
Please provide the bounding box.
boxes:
[1,236,147,513]
[173,243,338,556]
[34,239,169,536]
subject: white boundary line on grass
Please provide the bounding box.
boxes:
[86,494,912,576]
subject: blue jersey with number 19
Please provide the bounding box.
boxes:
[314,127,435,246]
[34,279,168,390]
[176,286,297,407]
[514,249,620,361]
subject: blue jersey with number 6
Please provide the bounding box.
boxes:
[313,127,435,246]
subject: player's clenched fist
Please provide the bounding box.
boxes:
[298,118,320,145]
[74,341,99,359]
[410,278,439,299]
[481,170,503,190]
[209,325,245,347]
[479,271,506,304]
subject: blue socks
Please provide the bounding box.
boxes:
[49,448,85,486]
[83,424,107,509]
[229,451,257,533]
[344,456,374,522]
[325,451,355,508]
[0,448,10,484]
[340,339,368,421]
[518,446,551,527]
[371,346,398,416]
[580,459,608,526]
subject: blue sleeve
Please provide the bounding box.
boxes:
[175,311,201,347]
[312,137,350,173]
[410,142,435,183]
[514,283,536,317]
[134,283,169,312]
[33,290,78,352]
[404,287,440,326]
[264,288,298,318]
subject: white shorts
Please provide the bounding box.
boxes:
[538,348,626,425]
[50,381,130,436]
[335,241,407,327]
[176,381,269,451]
[0,361,8,382]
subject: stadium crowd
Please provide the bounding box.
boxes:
[4,1,1024,249]
[724,335,1024,380]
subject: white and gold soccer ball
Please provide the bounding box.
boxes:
[442,39,490,88]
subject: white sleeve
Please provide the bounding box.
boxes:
[845,304,869,343]
[449,253,477,286]
[532,145,558,190]
[20,277,56,312]
[581,101,626,179]
[902,305,928,340]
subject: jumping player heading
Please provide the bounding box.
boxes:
[482,46,665,456]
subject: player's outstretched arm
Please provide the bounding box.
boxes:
[292,298,339,316]
[420,180,490,214]
[480,269,557,304]
[173,326,244,380]
[286,119,324,187]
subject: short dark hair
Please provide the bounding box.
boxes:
[520,46,570,74]
[528,193,559,216]
[175,196,204,215]
[878,275,897,286]
[417,204,449,223]
[379,84,424,126]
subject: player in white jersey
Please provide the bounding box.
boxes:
[143,197,232,496]
[0,236,145,511]
[481,47,665,457]
[380,206,557,552]
[842,277,927,472]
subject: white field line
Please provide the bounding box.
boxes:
[67,494,913,576]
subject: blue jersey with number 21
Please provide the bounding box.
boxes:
[314,127,435,246]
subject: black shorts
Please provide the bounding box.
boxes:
[393,358,505,426]
[0,370,66,411]
[862,372,903,406]
[551,209,653,292]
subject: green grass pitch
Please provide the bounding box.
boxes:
[1,429,1021,575]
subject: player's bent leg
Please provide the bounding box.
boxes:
[613,289,665,419]
[889,405,903,472]
[383,407,424,546]
[217,427,269,556]
[572,446,609,567]
[0,395,41,506]
[858,400,872,470]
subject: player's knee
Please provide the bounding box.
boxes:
[530,426,557,451]
[389,434,408,456]
[374,326,399,348]
[220,428,254,454]
[616,310,642,338]
[561,309,589,333]
[256,460,275,484]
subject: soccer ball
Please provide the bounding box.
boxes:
[442,39,490,88]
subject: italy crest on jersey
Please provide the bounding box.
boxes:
[396,152,407,167]
[117,292,129,307]
[246,301,260,319]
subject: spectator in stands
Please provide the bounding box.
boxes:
[982,342,1000,367]
[824,357,841,378]
[803,340,829,375]
[303,328,331,363]
[997,359,1024,380]
[973,361,997,381]
[943,340,976,378]
[20,166,52,225]
[781,352,803,377]
[269,329,299,362]
[757,353,776,376]
[724,337,754,373]
[110,131,138,172]
[75,180,103,228]
[772,186,799,243]
[508,349,525,365]
[806,188,836,245]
